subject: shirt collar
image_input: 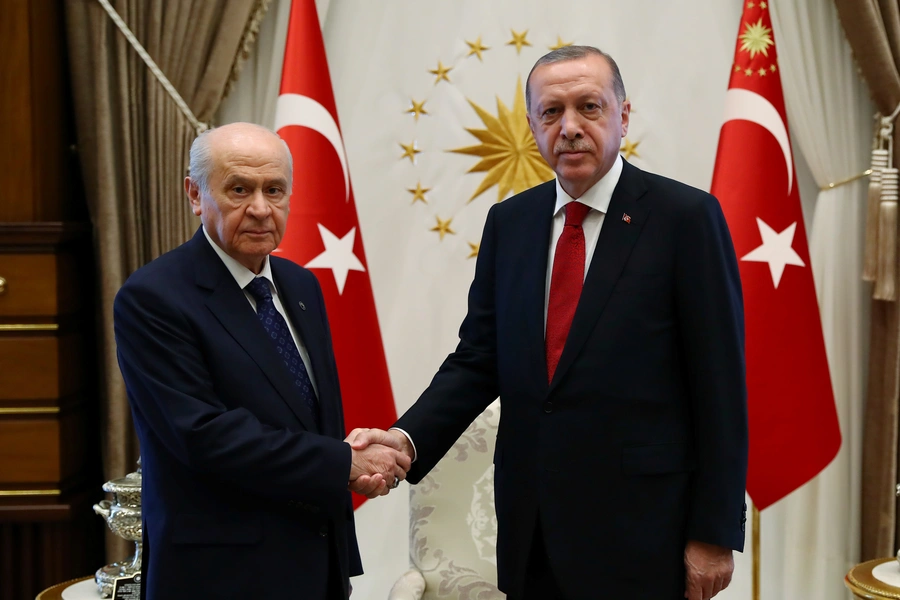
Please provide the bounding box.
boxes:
[553,154,623,216]
[202,226,275,291]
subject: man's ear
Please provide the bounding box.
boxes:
[620,99,631,137]
[185,177,202,216]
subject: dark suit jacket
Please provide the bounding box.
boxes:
[114,229,361,600]
[395,161,748,599]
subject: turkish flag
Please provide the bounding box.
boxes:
[710,4,840,510]
[275,0,397,508]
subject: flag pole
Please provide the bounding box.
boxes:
[752,506,760,600]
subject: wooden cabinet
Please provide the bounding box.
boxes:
[0,224,104,600]
[0,1,104,597]
[0,253,84,317]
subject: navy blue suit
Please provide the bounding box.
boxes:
[395,161,748,599]
[114,230,361,600]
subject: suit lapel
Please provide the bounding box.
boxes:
[549,161,650,392]
[191,232,319,433]
[271,260,342,438]
[519,185,556,393]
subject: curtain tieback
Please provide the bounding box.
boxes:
[863,102,900,301]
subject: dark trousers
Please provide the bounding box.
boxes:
[507,524,567,600]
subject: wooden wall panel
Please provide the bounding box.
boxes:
[0,252,83,317]
[0,0,34,222]
[0,334,85,400]
[0,254,60,316]
[29,0,71,221]
[0,336,60,400]
[0,417,60,483]
[0,0,78,223]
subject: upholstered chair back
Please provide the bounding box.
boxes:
[389,400,505,600]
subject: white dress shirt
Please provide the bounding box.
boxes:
[202,226,319,396]
[544,154,623,334]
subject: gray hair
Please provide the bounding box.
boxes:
[525,45,626,113]
[188,123,294,193]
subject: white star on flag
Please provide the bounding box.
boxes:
[304,224,366,294]
[741,217,805,288]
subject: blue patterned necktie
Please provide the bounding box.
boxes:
[245,277,320,425]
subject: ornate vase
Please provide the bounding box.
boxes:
[92,462,142,598]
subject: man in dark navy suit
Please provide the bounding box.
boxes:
[114,122,410,600]
[351,47,748,600]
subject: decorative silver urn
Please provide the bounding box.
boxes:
[93,461,143,598]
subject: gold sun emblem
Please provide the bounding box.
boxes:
[739,18,774,58]
[450,77,554,203]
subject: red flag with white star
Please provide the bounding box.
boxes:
[274,0,397,508]
[710,2,840,510]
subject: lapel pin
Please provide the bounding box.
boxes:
[298,301,306,311]
[622,213,632,224]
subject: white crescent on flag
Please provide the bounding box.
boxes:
[274,93,351,202]
[722,88,793,194]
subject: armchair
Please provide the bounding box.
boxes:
[388,400,505,600]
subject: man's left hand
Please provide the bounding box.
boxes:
[684,540,733,600]
[348,473,388,498]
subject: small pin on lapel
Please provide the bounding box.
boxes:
[622,213,632,224]
[298,301,306,311]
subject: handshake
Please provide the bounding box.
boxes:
[345,428,414,499]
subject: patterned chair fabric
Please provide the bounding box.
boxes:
[389,400,505,600]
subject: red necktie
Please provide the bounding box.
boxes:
[546,201,591,382]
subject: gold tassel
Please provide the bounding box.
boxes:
[864,149,889,281]
[874,167,898,301]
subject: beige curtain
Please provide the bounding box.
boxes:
[63,0,269,559]
[833,0,900,561]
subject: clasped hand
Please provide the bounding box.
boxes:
[344,428,413,499]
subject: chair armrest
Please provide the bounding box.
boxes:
[387,569,426,600]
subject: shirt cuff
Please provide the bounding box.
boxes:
[389,427,417,462]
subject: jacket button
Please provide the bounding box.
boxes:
[543,401,553,413]
[319,525,328,537]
